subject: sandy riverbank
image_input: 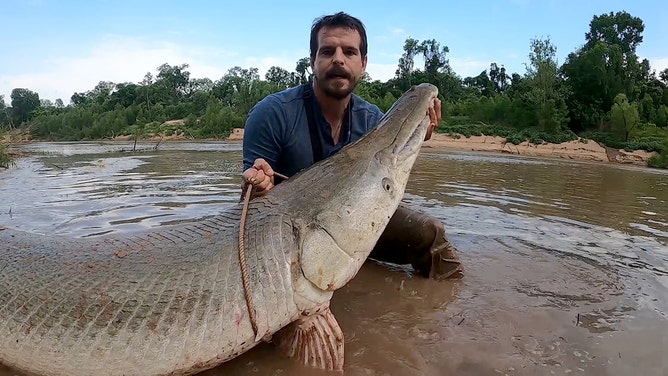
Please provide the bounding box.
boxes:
[3,127,659,167]
[228,128,659,166]
[423,133,658,166]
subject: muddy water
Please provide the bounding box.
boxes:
[1,142,667,376]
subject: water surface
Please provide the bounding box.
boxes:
[1,141,666,375]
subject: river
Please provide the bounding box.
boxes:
[1,141,667,376]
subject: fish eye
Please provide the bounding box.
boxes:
[381,177,393,192]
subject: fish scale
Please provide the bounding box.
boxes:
[1,212,298,374]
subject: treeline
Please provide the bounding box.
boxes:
[1,11,667,167]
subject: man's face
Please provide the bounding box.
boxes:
[312,26,367,100]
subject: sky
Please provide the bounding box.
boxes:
[1,0,667,104]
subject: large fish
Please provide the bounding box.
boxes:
[0,83,439,375]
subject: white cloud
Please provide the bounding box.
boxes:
[648,57,668,74]
[449,57,492,78]
[0,35,318,104]
[243,51,309,79]
[0,35,235,103]
[365,57,492,81]
[391,28,407,36]
[366,63,397,82]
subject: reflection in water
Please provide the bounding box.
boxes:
[1,142,667,376]
[413,151,668,244]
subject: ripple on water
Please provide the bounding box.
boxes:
[2,144,667,376]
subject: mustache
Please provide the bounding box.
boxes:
[325,67,352,80]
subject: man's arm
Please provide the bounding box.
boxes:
[241,96,285,196]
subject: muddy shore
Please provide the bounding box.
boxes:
[228,128,659,167]
[3,127,659,167]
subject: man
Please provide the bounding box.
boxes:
[241,12,462,279]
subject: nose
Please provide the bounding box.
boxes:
[332,47,345,65]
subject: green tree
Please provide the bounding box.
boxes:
[71,91,92,107]
[489,63,509,94]
[655,105,668,128]
[137,72,154,114]
[295,57,312,84]
[395,38,421,84]
[463,71,494,97]
[659,69,668,85]
[0,95,10,129]
[10,88,41,124]
[525,37,568,133]
[610,93,639,141]
[213,66,264,115]
[154,63,191,103]
[420,39,450,77]
[585,11,644,54]
[265,66,294,89]
[186,78,214,97]
[111,82,139,108]
[562,11,646,131]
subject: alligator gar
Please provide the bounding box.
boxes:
[0,83,439,375]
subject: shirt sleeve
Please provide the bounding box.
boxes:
[370,105,384,130]
[242,95,285,171]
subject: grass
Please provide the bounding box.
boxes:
[0,142,12,169]
[437,123,579,145]
[438,121,668,169]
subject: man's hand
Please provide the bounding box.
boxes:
[241,158,275,198]
[425,97,442,141]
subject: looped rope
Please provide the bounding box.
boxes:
[238,171,289,337]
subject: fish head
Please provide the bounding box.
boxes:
[286,83,439,296]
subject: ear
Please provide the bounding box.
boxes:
[361,55,368,71]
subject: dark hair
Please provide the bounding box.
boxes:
[310,12,368,61]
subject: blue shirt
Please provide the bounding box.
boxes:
[242,84,383,179]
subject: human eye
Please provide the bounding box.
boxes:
[319,47,334,56]
[344,47,359,56]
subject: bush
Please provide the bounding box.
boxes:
[582,130,667,153]
[0,143,11,168]
[647,139,668,169]
[438,123,578,145]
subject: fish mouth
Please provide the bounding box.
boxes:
[394,111,431,161]
[387,84,438,164]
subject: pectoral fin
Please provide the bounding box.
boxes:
[273,306,344,372]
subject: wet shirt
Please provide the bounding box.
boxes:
[242,84,383,179]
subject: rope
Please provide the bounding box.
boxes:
[238,171,289,338]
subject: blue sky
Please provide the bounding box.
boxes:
[1,0,667,103]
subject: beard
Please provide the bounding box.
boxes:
[314,66,360,100]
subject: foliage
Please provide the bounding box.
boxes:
[10,88,40,125]
[581,129,666,153]
[3,10,665,170]
[0,142,11,168]
[584,11,644,54]
[648,139,668,168]
[562,11,649,131]
[610,94,640,142]
[524,37,569,133]
[438,123,578,145]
